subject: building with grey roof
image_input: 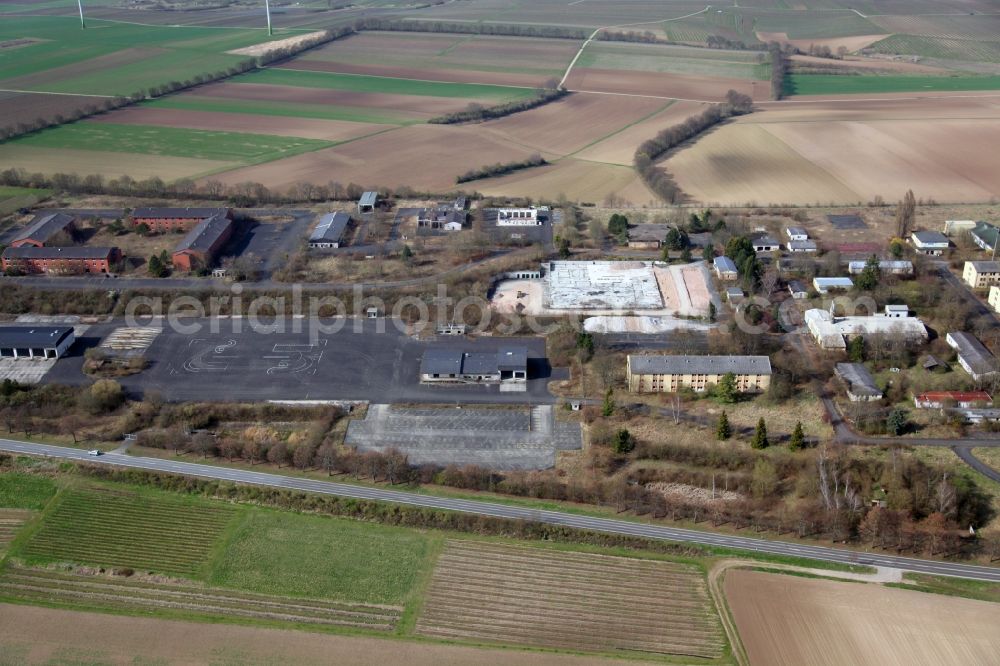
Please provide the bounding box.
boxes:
[308,212,351,249]
[627,355,771,394]
[813,277,854,294]
[358,191,379,214]
[787,239,817,253]
[911,230,950,255]
[131,207,231,233]
[947,331,998,381]
[847,259,913,275]
[171,212,235,271]
[420,347,528,384]
[11,212,76,248]
[713,256,738,280]
[0,326,75,359]
[2,245,122,275]
[963,260,1000,289]
[835,363,883,402]
[788,280,809,299]
[786,226,808,241]
[752,235,780,253]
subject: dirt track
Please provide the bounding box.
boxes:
[0,603,637,666]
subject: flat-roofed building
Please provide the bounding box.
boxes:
[11,212,76,248]
[171,212,234,272]
[835,363,883,401]
[788,280,808,299]
[963,261,1000,289]
[308,212,350,249]
[787,239,817,253]
[497,207,541,226]
[0,326,74,359]
[805,309,928,350]
[131,207,231,233]
[813,277,854,294]
[420,347,528,384]
[847,259,913,275]
[752,235,780,253]
[627,355,771,394]
[947,331,998,381]
[2,246,121,275]
[911,230,950,255]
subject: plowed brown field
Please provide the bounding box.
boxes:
[574,99,707,165]
[565,67,764,101]
[666,96,1000,205]
[480,93,666,156]
[276,60,548,88]
[208,124,549,191]
[416,541,725,659]
[0,603,635,666]
[725,570,1000,666]
[0,91,101,126]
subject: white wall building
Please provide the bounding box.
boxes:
[497,208,541,226]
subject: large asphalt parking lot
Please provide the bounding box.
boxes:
[45,318,559,404]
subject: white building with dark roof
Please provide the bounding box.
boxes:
[420,347,528,384]
[308,212,351,249]
[0,326,75,359]
[805,309,928,350]
[911,230,950,255]
[963,261,1000,289]
[947,332,997,381]
[627,355,771,393]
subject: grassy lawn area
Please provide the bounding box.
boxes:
[786,73,1000,96]
[210,509,435,605]
[234,68,536,100]
[11,123,334,164]
[0,473,56,510]
[144,96,421,125]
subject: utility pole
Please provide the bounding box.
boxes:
[264,0,272,36]
[77,0,86,28]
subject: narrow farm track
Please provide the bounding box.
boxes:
[4,439,1000,581]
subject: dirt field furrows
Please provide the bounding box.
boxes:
[480,93,666,156]
[0,144,236,181]
[474,158,655,206]
[90,107,390,142]
[573,99,706,166]
[666,98,1000,206]
[416,541,725,659]
[565,67,764,102]
[0,566,403,631]
[0,91,103,127]
[0,603,640,666]
[187,81,477,118]
[725,570,1000,666]
[276,60,550,88]
[0,509,30,552]
[207,124,552,192]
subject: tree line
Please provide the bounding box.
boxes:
[354,18,590,40]
[633,90,753,203]
[768,41,792,100]
[0,26,355,144]
[456,154,547,184]
[429,88,567,124]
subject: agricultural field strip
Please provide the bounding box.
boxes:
[565,99,677,160]
[19,489,235,574]
[0,568,400,630]
[416,541,723,657]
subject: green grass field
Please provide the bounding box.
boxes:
[0,16,300,95]
[144,96,421,125]
[12,122,335,163]
[211,510,433,605]
[0,473,56,510]
[233,68,535,100]
[17,486,238,576]
[786,73,1000,95]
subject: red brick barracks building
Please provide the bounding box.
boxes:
[10,212,77,248]
[171,212,235,272]
[2,246,122,275]
[131,207,233,233]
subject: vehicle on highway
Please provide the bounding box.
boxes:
[87,449,102,456]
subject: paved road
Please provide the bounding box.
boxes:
[3,439,998,581]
